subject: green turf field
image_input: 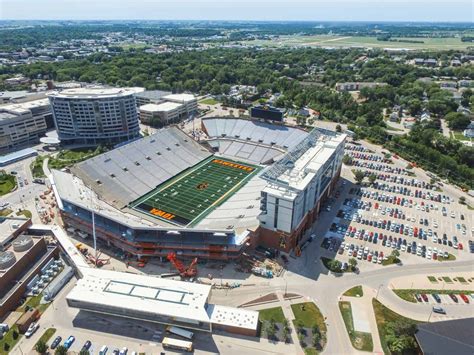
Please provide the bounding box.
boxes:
[130,157,259,226]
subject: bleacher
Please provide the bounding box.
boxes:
[202,118,308,149]
[72,127,211,207]
[207,139,282,165]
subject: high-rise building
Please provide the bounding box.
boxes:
[48,87,143,146]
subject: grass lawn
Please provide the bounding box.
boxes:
[199,98,219,105]
[442,276,453,283]
[344,286,363,297]
[381,255,400,266]
[0,173,16,196]
[393,289,474,303]
[49,146,106,170]
[16,209,32,219]
[30,155,47,178]
[291,302,327,331]
[18,293,51,314]
[372,298,421,355]
[339,302,374,352]
[437,254,456,262]
[0,208,13,217]
[0,325,22,355]
[258,306,286,323]
[452,131,472,142]
[304,349,318,355]
[36,328,56,346]
[427,276,438,283]
[320,257,349,273]
[456,277,468,284]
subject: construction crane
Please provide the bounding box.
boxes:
[167,252,198,278]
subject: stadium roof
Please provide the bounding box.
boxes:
[67,268,212,324]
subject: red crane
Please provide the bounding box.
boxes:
[167,252,198,278]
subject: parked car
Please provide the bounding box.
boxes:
[64,335,75,349]
[432,294,441,303]
[432,306,446,314]
[25,322,39,338]
[449,294,459,303]
[82,340,92,351]
[51,336,62,349]
[460,294,470,304]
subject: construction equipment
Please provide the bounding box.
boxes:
[167,252,198,278]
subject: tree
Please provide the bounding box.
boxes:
[35,340,48,354]
[348,257,358,271]
[312,329,321,348]
[327,259,342,272]
[353,170,365,184]
[336,124,342,132]
[342,154,353,165]
[391,250,400,258]
[368,173,377,185]
[79,350,90,355]
[55,345,68,355]
[444,112,471,130]
[266,321,276,339]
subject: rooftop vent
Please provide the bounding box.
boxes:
[145,156,151,160]
[12,235,33,252]
[0,251,16,270]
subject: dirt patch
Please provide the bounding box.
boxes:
[240,293,278,307]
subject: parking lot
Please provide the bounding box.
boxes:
[319,141,473,270]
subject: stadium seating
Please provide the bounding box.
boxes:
[73,127,211,207]
[203,118,308,149]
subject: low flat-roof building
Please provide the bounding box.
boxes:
[0,219,59,319]
[163,94,198,116]
[66,268,259,336]
[0,98,52,153]
[134,90,172,107]
[0,148,37,167]
[139,102,185,126]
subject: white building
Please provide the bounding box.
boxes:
[48,87,143,146]
[0,98,51,152]
[139,102,185,126]
[163,94,198,116]
[66,267,258,336]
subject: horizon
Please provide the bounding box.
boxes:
[1,0,473,22]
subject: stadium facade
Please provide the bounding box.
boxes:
[48,87,143,146]
[50,118,345,260]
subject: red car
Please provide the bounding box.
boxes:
[458,243,463,250]
[449,294,459,303]
[460,294,469,304]
[421,294,428,302]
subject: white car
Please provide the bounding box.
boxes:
[25,322,39,338]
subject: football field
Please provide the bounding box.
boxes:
[130,157,259,226]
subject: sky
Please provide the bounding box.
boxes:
[0,0,472,22]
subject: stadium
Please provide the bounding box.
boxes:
[50,117,346,261]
